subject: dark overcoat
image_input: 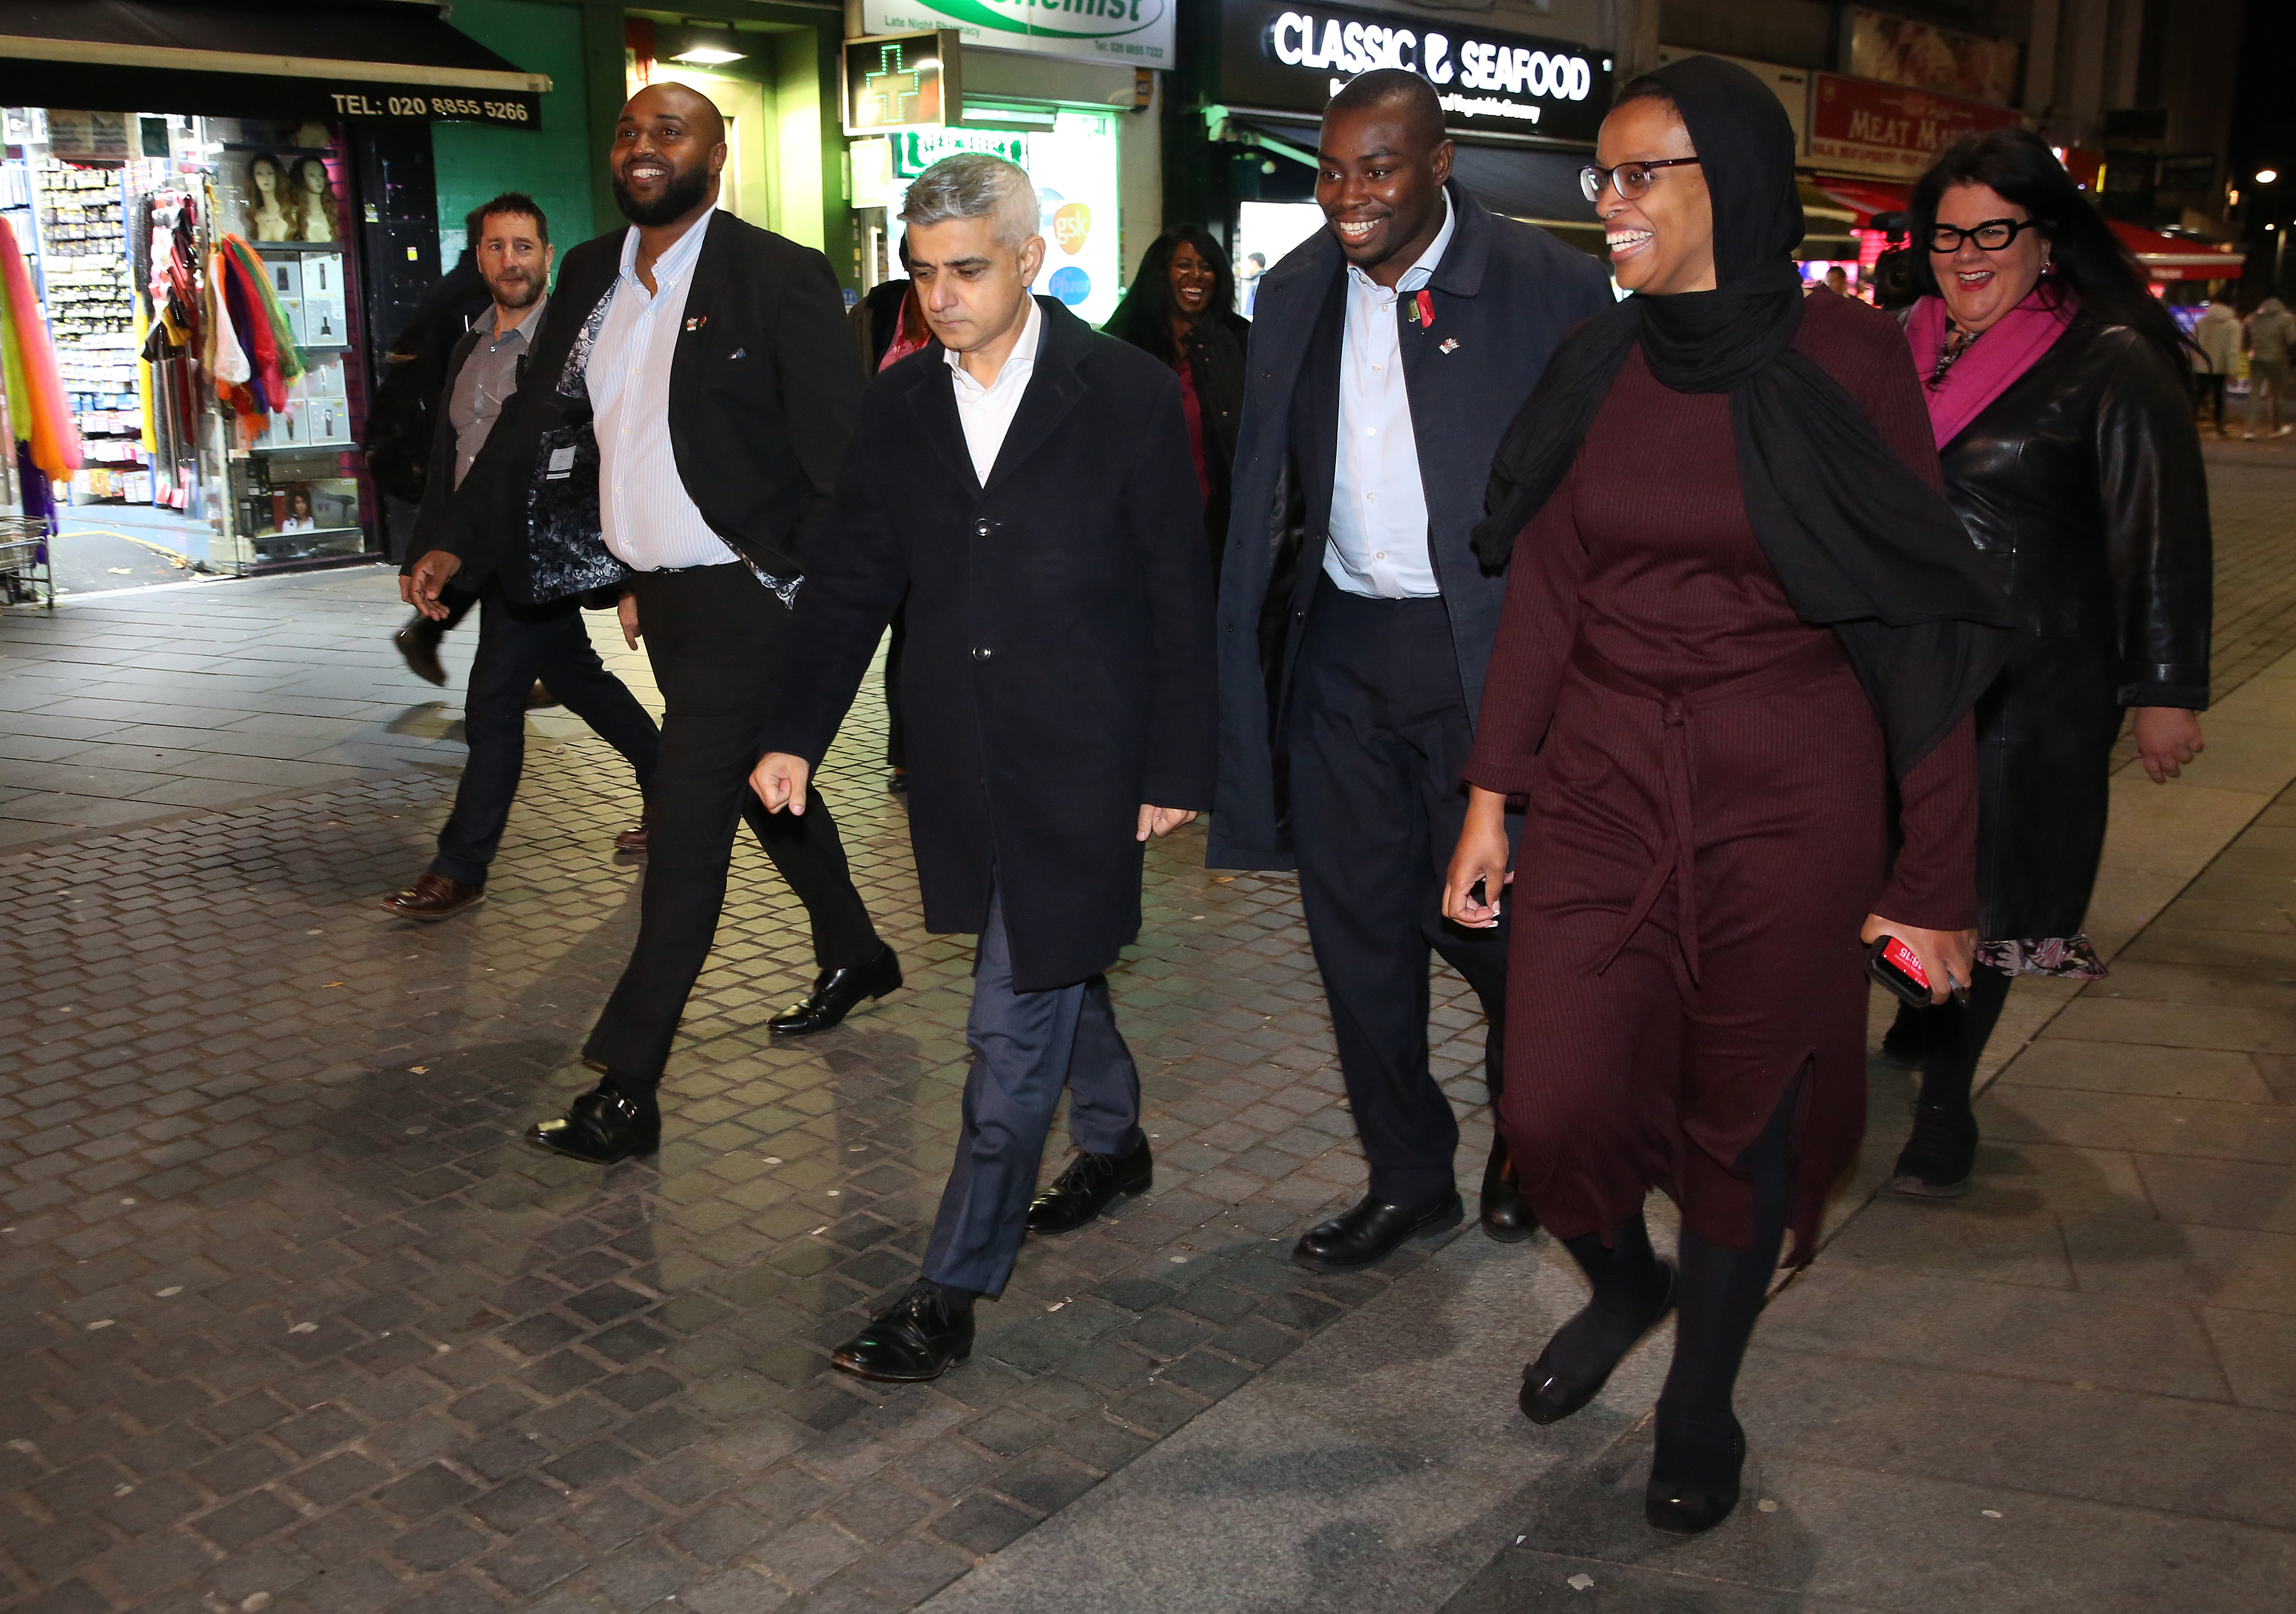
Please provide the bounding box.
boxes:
[433,210,860,600]
[762,297,1216,992]
[1938,313,2212,940]
[1208,180,1614,869]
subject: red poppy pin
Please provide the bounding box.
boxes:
[1409,289,1434,328]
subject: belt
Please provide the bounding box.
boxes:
[1571,631,1850,988]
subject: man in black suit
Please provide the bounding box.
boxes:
[1211,72,1613,1269]
[751,153,1214,1382]
[409,83,897,1162]
[383,194,657,922]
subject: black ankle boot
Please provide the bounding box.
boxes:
[1646,1408,1745,1534]
[1889,1100,1978,1199]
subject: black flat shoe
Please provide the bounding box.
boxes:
[832,1282,974,1383]
[1480,1133,1537,1244]
[1646,1418,1746,1535]
[1027,1137,1153,1233]
[1888,1101,1979,1199]
[1519,1263,1677,1425]
[527,1084,660,1165]
[769,945,902,1036]
[1292,1192,1464,1271]
[393,619,447,686]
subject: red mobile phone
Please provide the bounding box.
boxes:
[1868,935,1939,1007]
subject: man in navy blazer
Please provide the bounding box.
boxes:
[1212,70,1613,1269]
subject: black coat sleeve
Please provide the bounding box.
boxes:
[1128,367,1219,809]
[405,331,480,573]
[767,247,866,566]
[758,387,912,767]
[2096,333,2213,709]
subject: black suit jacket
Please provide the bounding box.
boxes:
[436,210,861,603]
[1208,181,1614,869]
[762,298,1216,993]
[403,322,485,572]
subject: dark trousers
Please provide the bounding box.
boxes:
[922,883,1142,1296]
[585,563,882,1085]
[430,586,658,885]
[2197,372,2228,432]
[1287,576,1510,1207]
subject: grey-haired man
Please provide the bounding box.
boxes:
[753,154,1216,1382]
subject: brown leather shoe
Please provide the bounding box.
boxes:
[382,872,484,921]
[613,806,650,856]
[393,618,447,686]
[527,681,558,709]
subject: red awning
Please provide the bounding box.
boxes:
[1811,179,1911,226]
[2107,220,2244,281]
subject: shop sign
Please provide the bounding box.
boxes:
[1807,72,2021,179]
[323,87,540,126]
[1218,0,1608,142]
[1846,7,2021,107]
[856,0,1172,67]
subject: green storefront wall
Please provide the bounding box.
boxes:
[426,1,855,291]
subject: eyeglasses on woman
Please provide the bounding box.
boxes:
[1579,158,1702,204]
[1926,217,2044,254]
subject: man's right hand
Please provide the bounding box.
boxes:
[751,753,811,815]
[617,592,642,650]
[408,550,465,620]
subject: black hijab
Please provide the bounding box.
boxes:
[1473,55,2011,772]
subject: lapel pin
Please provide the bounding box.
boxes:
[1440,338,1461,354]
[1408,289,1435,328]
[684,315,708,332]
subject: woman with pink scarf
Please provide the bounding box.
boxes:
[1883,129,2213,1196]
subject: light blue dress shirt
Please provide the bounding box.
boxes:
[1324,192,1457,599]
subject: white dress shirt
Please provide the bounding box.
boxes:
[946,294,1043,484]
[591,207,738,571]
[1324,192,1456,599]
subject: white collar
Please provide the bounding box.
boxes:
[1348,189,1457,298]
[944,294,1044,390]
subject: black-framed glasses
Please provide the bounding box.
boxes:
[1926,217,2043,253]
[1579,158,1702,204]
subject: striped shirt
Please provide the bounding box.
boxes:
[591,207,736,572]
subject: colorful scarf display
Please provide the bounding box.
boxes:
[1905,287,2076,449]
[0,213,82,481]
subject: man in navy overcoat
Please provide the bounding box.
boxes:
[1211,70,1613,1268]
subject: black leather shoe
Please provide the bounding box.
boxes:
[527,1084,660,1165]
[1646,1418,1746,1535]
[769,945,902,1036]
[1519,1264,1678,1425]
[1888,1101,1979,1199]
[832,1282,974,1383]
[1027,1137,1153,1233]
[1292,1192,1464,1271]
[1480,1133,1537,1243]
[393,618,446,686]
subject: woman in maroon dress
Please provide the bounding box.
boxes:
[1443,57,2012,1535]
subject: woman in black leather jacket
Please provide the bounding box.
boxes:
[1883,129,2212,1196]
[1102,226,1251,573]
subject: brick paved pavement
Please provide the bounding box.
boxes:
[0,578,1501,1614]
[0,439,2287,1614]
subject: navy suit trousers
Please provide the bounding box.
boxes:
[921,883,1143,1296]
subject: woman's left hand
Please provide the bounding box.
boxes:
[2133,706,2205,784]
[1861,915,1977,1005]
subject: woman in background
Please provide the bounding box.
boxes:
[1103,226,1250,572]
[1880,128,2211,1197]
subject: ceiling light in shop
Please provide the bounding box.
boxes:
[670,24,747,65]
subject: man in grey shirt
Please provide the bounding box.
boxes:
[383,194,661,921]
